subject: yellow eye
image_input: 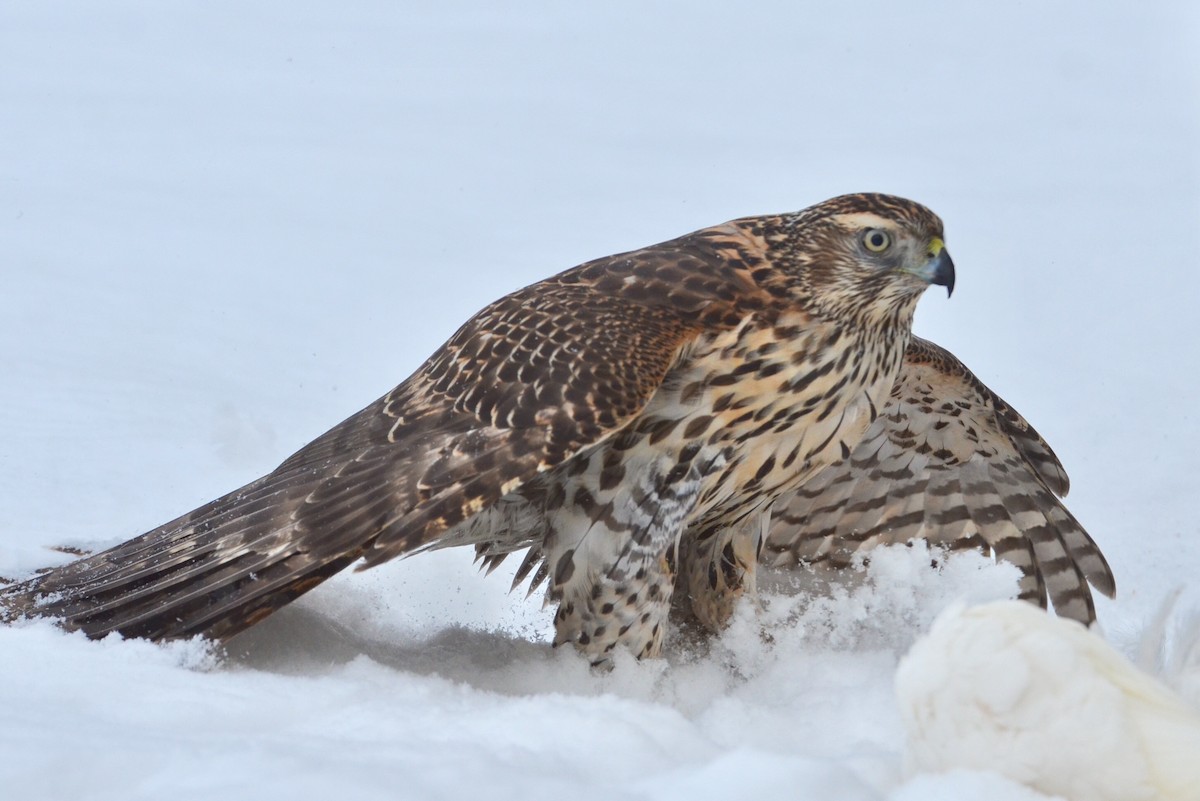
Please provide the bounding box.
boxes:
[862,229,891,253]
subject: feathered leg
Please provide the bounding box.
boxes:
[543,451,717,664]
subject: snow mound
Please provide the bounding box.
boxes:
[2,545,1022,800]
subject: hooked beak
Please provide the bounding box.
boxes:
[920,237,956,297]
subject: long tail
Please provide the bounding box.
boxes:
[1,399,542,642]
[0,474,370,641]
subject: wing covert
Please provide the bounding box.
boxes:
[3,231,763,640]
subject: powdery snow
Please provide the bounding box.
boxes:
[2,546,1020,801]
[1,3,1197,800]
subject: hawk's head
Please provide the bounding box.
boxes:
[759,193,955,325]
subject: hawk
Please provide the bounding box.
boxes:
[0,194,1113,663]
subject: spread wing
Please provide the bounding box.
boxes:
[763,336,1115,623]
[2,231,764,642]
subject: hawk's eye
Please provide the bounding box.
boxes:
[862,229,891,253]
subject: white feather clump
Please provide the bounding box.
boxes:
[895,600,1200,801]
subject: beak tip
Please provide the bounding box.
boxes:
[928,250,956,299]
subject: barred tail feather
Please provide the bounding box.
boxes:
[0,476,363,640]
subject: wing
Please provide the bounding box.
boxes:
[2,227,768,642]
[762,336,1115,623]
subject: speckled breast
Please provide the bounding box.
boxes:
[629,309,908,530]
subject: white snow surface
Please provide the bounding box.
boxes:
[1,3,1197,799]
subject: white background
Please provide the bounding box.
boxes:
[2,3,1197,799]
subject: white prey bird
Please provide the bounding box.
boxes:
[896,600,1200,801]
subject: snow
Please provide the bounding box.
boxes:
[1,2,1197,799]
